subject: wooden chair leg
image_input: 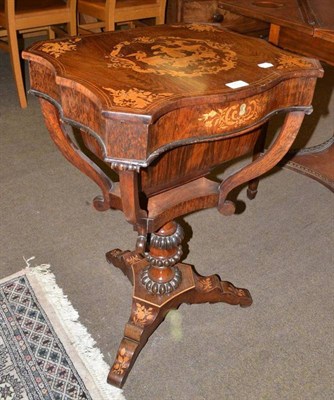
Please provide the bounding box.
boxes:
[67,17,77,36]
[7,25,27,108]
[48,27,56,40]
[155,13,165,24]
[156,4,167,24]
[104,18,115,31]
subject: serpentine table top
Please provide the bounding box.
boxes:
[23,24,322,169]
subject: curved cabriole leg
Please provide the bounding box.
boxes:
[219,111,306,215]
[39,98,114,211]
[188,273,252,308]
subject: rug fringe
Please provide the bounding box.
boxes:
[26,261,125,400]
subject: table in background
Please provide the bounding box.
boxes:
[219,0,334,191]
[166,0,270,36]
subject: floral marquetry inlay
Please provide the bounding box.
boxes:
[276,54,313,69]
[111,348,130,375]
[103,87,173,109]
[132,303,155,327]
[199,98,264,129]
[198,277,213,292]
[39,38,81,58]
[126,255,142,265]
[106,36,237,77]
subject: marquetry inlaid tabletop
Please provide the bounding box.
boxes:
[24,24,321,120]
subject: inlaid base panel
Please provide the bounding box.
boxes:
[106,249,252,387]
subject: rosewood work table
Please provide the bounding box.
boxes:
[23,24,323,387]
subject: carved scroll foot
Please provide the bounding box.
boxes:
[189,273,252,308]
[106,249,143,284]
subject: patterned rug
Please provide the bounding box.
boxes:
[0,262,125,400]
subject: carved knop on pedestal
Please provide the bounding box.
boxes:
[149,223,184,250]
[141,266,182,295]
[141,222,184,295]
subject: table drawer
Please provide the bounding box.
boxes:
[148,77,314,160]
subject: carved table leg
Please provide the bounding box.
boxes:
[106,221,252,387]
[219,111,306,215]
[39,98,115,211]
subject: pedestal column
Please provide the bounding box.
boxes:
[141,221,183,294]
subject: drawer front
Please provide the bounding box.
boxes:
[141,128,262,196]
[148,94,267,156]
[197,96,266,132]
[148,77,313,160]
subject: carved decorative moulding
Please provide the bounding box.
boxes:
[145,246,183,268]
[141,265,182,295]
[110,161,141,172]
[149,224,184,250]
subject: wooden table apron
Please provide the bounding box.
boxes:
[23,24,323,388]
